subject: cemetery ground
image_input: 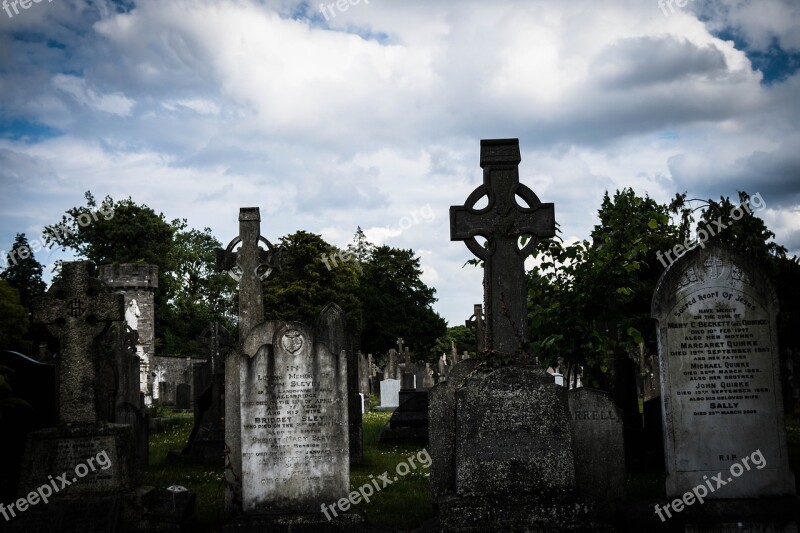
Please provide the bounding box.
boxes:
[142,399,800,531]
[143,397,432,531]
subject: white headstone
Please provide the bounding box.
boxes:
[380,379,400,408]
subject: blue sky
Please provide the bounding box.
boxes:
[1,0,799,328]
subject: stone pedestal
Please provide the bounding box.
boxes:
[430,363,603,531]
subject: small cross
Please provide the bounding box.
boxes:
[396,337,404,352]
[450,139,555,355]
[32,261,124,424]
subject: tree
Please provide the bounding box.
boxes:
[359,245,446,357]
[527,189,682,383]
[432,324,476,358]
[262,231,363,331]
[0,280,29,352]
[44,192,236,355]
[0,233,46,310]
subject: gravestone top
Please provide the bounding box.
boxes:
[32,261,124,425]
[198,322,235,375]
[450,139,555,355]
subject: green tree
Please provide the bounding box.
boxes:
[0,233,47,310]
[432,324,476,358]
[0,280,29,352]
[527,189,682,383]
[44,192,235,355]
[262,231,363,331]
[359,245,446,357]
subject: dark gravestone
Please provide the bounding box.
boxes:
[432,139,604,531]
[175,383,191,410]
[0,350,55,502]
[568,388,625,521]
[450,139,554,353]
[216,207,279,513]
[14,261,137,533]
[179,322,233,465]
[464,304,485,353]
[650,243,797,529]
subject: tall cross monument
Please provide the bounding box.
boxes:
[216,207,280,511]
[450,138,555,355]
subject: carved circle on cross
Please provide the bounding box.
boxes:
[459,181,545,260]
[221,235,278,282]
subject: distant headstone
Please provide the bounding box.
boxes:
[568,388,625,520]
[423,362,435,389]
[437,353,449,383]
[176,383,191,410]
[465,304,485,353]
[379,379,400,409]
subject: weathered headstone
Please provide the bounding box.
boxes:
[437,353,449,383]
[423,362,435,389]
[216,207,279,512]
[651,243,796,527]
[568,388,625,520]
[432,139,603,531]
[225,304,361,530]
[13,261,137,532]
[176,383,191,410]
[465,304,485,353]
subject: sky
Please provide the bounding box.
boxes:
[0,0,798,328]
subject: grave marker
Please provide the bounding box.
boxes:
[450,139,554,354]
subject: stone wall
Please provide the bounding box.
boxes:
[152,355,195,407]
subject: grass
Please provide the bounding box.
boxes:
[142,408,432,531]
[351,410,432,530]
[142,413,227,532]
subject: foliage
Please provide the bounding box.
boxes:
[42,192,236,355]
[358,245,447,357]
[0,280,30,352]
[527,189,682,382]
[0,233,47,310]
[262,231,363,331]
[432,325,476,359]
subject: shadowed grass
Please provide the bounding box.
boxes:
[142,408,433,531]
[142,413,226,532]
[351,410,432,530]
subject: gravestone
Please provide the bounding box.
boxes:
[216,207,280,513]
[423,362,435,389]
[0,350,55,503]
[568,388,625,521]
[414,361,427,390]
[386,349,398,381]
[13,261,137,532]
[225,304,361,530]
[181,322,233,465]
[176,383,191,410]
[465,304,485,353]
[431,139,603,531]
[651,242,796,528]
[437,353,449,383]
[379,379,400,409]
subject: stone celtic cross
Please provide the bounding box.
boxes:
[450,139,555,355]
[32,261,124,424]
[216,207,280,341]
